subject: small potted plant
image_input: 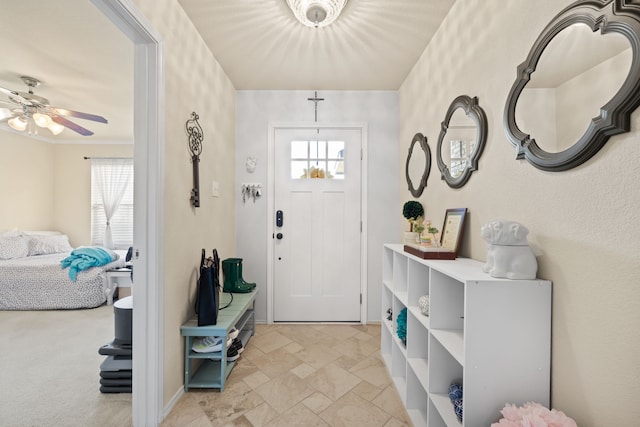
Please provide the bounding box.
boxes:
[408,216,426,244]
[412,216,425,236]
[425,220,440,247]
[402,201,424,243]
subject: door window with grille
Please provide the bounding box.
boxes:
[290,140,345,180]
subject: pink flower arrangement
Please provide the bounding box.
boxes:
[492,402,578,427]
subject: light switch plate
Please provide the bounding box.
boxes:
[212,181,220,197]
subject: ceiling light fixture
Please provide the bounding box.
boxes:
[8,116,27,132]
[33,112,52,127]
[48,122,64,135]
[7,110,64,136]
[0,76,107,137]
[285,0,348,28]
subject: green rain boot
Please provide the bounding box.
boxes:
[224,258,256,293]
[236,258,256,290]
[222,258,256,293]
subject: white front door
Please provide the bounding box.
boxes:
[273,127,362,322]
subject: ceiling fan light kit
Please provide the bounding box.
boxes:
[285,0,348,28]
[0,75,107,137]
[7,110,65,136]
[8,116,27,132]
[33,112,52,127]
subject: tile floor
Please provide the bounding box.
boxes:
[162,323,412,427]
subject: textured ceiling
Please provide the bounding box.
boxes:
[0,0,455,143]
[178,0,456,90]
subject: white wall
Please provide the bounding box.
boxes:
[399,0,640,425]
[236,90,399,323]
[0,133,55,231]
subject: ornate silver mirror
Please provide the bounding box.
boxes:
[504,0,640,171]
[436,95,487,188]
[405,133,431,197]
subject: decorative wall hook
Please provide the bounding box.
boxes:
[186,112,203,207]
[241,183,262,203]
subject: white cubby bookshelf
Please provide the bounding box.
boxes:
[381,244,551,427]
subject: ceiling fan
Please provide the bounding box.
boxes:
[0,76,107,136]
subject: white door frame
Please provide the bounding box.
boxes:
[267,122,368,324]
[92,1,164,425]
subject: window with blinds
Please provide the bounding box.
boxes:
[90,159,134,249]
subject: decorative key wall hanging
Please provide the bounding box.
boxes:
[186,112,203,207]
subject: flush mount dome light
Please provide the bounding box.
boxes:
[286,0,348,28]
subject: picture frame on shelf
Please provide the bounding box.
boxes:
[404,208,467,260]
[440,207,467,252]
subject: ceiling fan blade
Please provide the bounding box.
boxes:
[51,115,94,136]
[0,107,17,121]
[51,107,108,124]
[0,86,19,97]
[0,87,31,105]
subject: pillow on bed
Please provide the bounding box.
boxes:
[21,230,63,236]
[0,236,29,259]
[26,234,73,256]
[1,227,20,237]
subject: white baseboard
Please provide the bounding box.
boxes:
[163,387,185,421]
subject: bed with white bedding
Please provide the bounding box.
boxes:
[0,232,125,310]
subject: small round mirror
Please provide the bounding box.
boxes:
[405,133,431,197]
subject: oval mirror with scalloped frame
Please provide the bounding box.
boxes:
[436,95,487,188]
[406,133,431,197]
[504,0,640,171]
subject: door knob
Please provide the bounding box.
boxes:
[276,233,283,240]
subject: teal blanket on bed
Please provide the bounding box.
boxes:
[60,246,118,281]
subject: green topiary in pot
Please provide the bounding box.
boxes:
[402,201,424,231]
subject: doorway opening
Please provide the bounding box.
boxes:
[92,1,164,425]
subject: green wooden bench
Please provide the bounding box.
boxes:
[180,291,256,391]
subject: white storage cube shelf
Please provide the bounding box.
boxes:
[381,244,551,427]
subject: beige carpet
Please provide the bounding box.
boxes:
[0,304,131,427]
